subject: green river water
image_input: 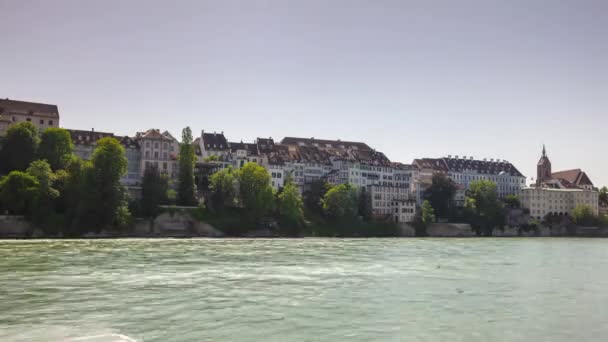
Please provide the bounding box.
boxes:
[1,238,607,341]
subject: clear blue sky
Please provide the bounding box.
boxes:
[1,0,606,186]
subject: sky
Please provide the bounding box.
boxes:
[1,0,606,186]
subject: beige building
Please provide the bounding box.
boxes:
[136,129,179,179]
[520,187,599,220]
[0,98,60,134]
[368,184,417,223]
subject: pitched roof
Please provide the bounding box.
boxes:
[229,141,259,156]
[136,129,175,141]
[443,157,524,177]
[281,137,372,151]
[67,129,115,146]
[413,158,449,172]
[552,169,594,187]
[202,132,228,151]
[0,98,59,118]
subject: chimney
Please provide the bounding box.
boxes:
[221,131,224,135]
[201,130,204,136]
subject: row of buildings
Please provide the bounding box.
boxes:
[0,98,601,223]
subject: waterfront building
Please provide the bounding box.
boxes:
[68,129,115,160]
[0,98,60,134]
[198,130,230,160]
[520,146,599,220]
[413,156,526,206]
[118,136,142,187]
[520,188,599,220]
[534,145,594,190]
[368,184,417,222]
[135,129,179,179]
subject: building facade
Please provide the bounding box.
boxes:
[0,98,60,134]
[520,187,599,220]
[136,129,179,180]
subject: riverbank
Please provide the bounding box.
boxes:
[2,214,608,239]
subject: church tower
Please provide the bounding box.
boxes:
[536,144,552,187]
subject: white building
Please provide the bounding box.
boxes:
[413,156,526,206]
[368,184,417,222]
[520,187,599,220]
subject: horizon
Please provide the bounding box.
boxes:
[1,0,606,186]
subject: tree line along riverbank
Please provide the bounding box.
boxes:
[1,122,607,238]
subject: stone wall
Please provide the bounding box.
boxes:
[426,223,475,237]
[0,215,32,238]
[136,211,224,237]
[397,223,416,237]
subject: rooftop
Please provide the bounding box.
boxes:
[0,98,59,118]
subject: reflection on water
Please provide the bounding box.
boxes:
[1,238,608,341]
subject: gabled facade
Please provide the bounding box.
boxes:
[136,129,179,179]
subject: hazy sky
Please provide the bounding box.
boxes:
[1,0,606,186]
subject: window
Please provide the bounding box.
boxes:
[12,116,15,122]
[40,119,44,124]
[154,151,159,159]
[163,162,167,170]
[146,142,150,148]
[49,120,53,125]
[155,142,159,148]
[163,143,168,150]
[26,118,31,122]
[145,151,150,158]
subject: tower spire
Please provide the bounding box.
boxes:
[542,144,546,158]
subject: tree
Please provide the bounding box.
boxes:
[304,179,331,214]
[90,137,128,228]
[321,183,359,221]
[209,166,237,212]
[277,182,305,230]
[464,180,504,235]
[421,200,435,227]
[503,194,520,209]
[424,173,457,219]
[0,122,39,173]
[237,162,275,220]
[572,204,596,226]
[599,186,608,205]
[141,165,169,218]
[177,127,197,206]
[358,187,373,221]
[0,171,38,215]
[26,160,60,225]
[38,128,73,171]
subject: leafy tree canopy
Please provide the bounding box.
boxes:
[322,183,359,221]
[38,128,73,171]
[424,173,457,219]
[0,122,39,173]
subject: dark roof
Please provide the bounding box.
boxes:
[256,138,276,154]
[229,141,259,156]
[266,144,291,165]
[0,98,59,118]
[118,136,140,149]
[443,157,525,177]
[392,162,419,171]
[193,137,202,156]
[292,145,332,165]
[552,169,594,187]
[67,129,115,146]
[281,137,372,151]
[413,158,449,172]
[202,132,228,151]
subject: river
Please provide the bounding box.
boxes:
[1,238,607,341]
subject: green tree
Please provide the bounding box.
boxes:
[0,171,38,215]
[177,127,197,206]
[140,165,169,218]
[503,194,521,209]
[464,180,504,236]
[38,128,73,171]
[424,173,457,219]
[237,162,274,220]
[358,187,373,221]
[572,204,596,226]
[277,182,305,230]
[321,183,359,221]
[304,179,331,214]
[209,166,237,212]
[599,186,608,204]
[61,157,92,234]
[26,160,60,225]
[0,122,39,173]
[421,200,435,227]
[90,137,129,229]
